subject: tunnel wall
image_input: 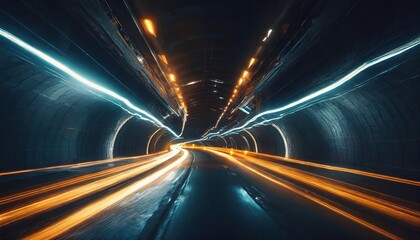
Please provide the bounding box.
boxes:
[254,60,420,170]
[0,49,169,171]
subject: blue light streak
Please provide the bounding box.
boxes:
[205,36,420,139]
[0,28,183,138]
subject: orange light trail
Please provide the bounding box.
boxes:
[0,151,165,177]
[231,152,420,227]
[23,149,189,240]
[207,149,403,240]
[0,149,181,226]
[0,151,176,205]
[202,147,420,186]
[142,19,156,37]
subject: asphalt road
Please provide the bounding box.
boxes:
[161,150,285,240]
[159,149,419,240]
[0,148,418,239]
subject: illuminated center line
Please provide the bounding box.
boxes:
[0,28,183,138]
[205,36,420,138]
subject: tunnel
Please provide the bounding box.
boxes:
[0,1,419,239]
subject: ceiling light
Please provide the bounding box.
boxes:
[160,55,168,65]
[262,29,272,42]
[169,73,176,82]
[142,19,157,37]
[248,58,256,68]
[242,70,249,79]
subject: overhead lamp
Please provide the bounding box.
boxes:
[160,55,168,65]
[169,73,176,82]
[142,19,157,37]
[248,58,256,68]
[242,70,249,79]
[262,29,272,42]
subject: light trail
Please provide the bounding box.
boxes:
[0,28,183,138]
[204,147,420,187]
[204,36,420,139]
[207,149,403,240]
[24,149,190,240]
[244,130,258,153]
[232,152,420,227]
[0,149,181,226]
[0,151,177,205]
[0,150,165,176]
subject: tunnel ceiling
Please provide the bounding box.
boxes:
[1,0,419,142]
[125,0,289,137]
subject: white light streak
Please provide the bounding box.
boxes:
[244,130,258,153]
[0,28,183,138]
[239,107,250,114]
[262,29,272,42]
[271,124,289,158]
[205,36,420,139]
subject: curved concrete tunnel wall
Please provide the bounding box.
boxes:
[219,60,420,171]
[0,49,170,171]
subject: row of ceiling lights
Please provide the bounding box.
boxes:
[142,19,188,115]
[202,28,273,137]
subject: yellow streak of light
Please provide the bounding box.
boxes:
[248,150,419,186]
[0,152,173,204]
[169,73,176,82]
[0,151,165,176]
[0,150,180,226]
[207,149,402,240]
[233,153,420,227]
[159,54,168,65]
[248,58,256,68]
[142,19,156,37]
[242,70,249,79]
[24,150,190,240]
[203,147,420,187]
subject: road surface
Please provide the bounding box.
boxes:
[0,146,418,239]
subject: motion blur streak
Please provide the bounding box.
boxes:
[0,28,183,138]
[207,149,402,240]
[234,153,420,227]
[205,36,420,139]
[0,151,164,177]
[24,149,189,240]
[0,151,175,204]
[249,151,420,186]
[0,149,180,226]
[209,147,420,186]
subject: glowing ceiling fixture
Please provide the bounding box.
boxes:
[142,19,157,37]
[262,29,272,42]
[0,28,183,138]
[184,80,202,86]
[248,58,256,68]
[136,56,144,64]
[169,73,176,82]
[210,79,224,84]
[206,36,420,138]
[159,54,168,65]
[242,70,249,79]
